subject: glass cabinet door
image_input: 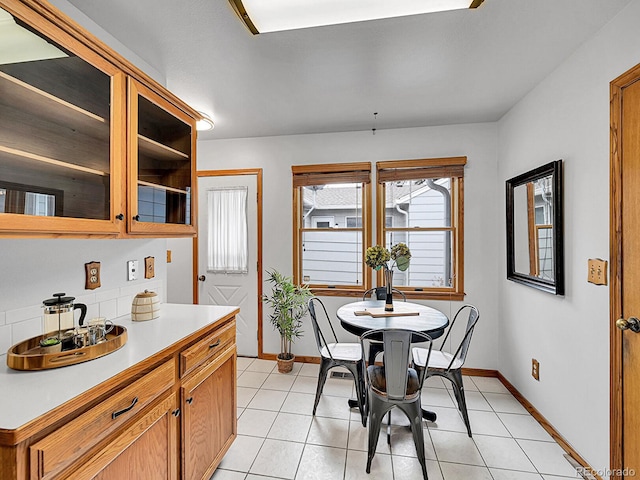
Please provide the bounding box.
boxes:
[0,5,125,234]
[128,78,196,235]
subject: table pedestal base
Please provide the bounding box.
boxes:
[421,408,437,422]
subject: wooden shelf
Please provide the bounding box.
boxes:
[0,71,108,140]
[138,134,189,162]
[0,145,108,177]
[0,56,111,120]
[0,101,110,173]
[138,180,189,195]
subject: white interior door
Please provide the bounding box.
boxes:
[198,174,258,357]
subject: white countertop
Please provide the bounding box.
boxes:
[0,303,239,432]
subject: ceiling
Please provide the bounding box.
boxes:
[65,0,632,140]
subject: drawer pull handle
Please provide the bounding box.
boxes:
[209,339,221,349]
[172,408,181,417]
[112,397,138,419]
[186,397,194,404]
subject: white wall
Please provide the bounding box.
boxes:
[47,0,165,84]
[198,122,500,368]
[497,0,640,472]
[166,238,193,303]
[0,238,167,355]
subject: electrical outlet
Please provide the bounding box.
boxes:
[532,358,540,381]
[85,261,101,290]
[127,260,138,281]
[145,256,155,279]
[588,258,608,285]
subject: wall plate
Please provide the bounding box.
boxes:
[85,261,101,290]
[145,256,155,279]
[127,260,138,281]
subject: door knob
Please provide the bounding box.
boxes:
[198,275,206,282]
[616,317,640,333]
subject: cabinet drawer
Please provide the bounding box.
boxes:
[30,360,174,480]
[180,319,235,377]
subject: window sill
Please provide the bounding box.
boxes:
[308,287,465,301]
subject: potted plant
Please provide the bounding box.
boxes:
[262,269,313,373]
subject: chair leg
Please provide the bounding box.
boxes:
[397,401,429,480]
[313,358,331,415]
[386,411,391,445]
[345,361,367,427]
[449,370,472,437]
[366,394,390,474]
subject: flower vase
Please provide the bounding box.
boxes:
[384,269,394,312]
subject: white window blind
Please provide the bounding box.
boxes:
[207,187,248,274]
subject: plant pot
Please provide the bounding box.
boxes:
[277,354,295,373]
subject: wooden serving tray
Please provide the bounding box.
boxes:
[353,307,419,318]
[6,325,127,371]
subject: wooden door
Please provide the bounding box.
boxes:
[611,64,640,478]
[181,345,237,480]
[195,169,263,357]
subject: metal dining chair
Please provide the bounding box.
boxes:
[307,297,367,426]
[361,328,432,479]
[412,304,480,437]
[362,287,407,365]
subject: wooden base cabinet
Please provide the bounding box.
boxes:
[0,314,237,480]
[182,345,237,480]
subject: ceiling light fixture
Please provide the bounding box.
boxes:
[229,0,484,35]
[196,111,214,131]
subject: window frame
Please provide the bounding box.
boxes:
[292,162,372,296]
[375,157,466,301]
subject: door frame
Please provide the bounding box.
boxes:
[194,168,264,358]
[609,62,640,478]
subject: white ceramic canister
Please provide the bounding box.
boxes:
[131,290,160,321]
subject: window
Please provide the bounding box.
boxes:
[376,157,466,300]
[292,163,372,293]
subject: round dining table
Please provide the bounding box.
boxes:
[336,299,450,422]
[337,300,449,340]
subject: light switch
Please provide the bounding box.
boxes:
[588,258,608,285]
[127,260,138,281]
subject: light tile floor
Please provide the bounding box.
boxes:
[213,357,579,480]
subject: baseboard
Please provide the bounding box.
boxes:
[260,353,321,364]
[494,371,600,480]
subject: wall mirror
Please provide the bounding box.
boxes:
[506,160,564,295]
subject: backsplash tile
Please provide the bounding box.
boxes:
[0,324,11,353]
[12,317,42,345]
[0,312,5,326]
[6,305,42,325]
[99,299,118,320]
[117,296,134,317]
[95,288,120,303]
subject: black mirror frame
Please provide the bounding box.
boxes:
[506,160,564,295]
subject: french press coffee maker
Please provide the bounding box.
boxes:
[42,293,87,341]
